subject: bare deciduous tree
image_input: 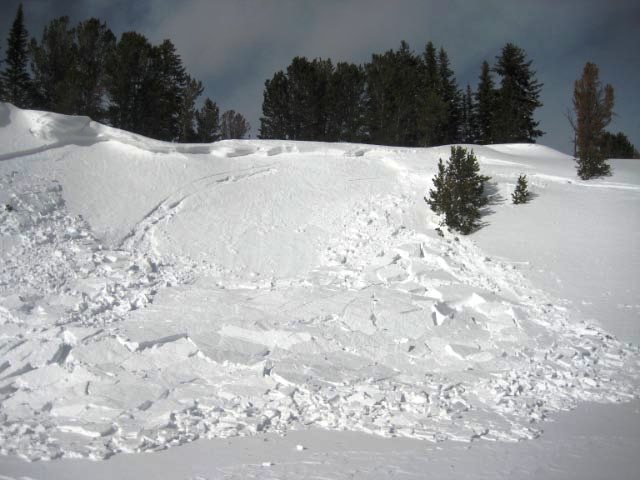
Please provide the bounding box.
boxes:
[221,109,250,139]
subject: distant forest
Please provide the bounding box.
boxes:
[0,3,637,157]
[259,41,542,147]
[0,4,249,142]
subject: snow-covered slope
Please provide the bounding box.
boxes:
[0,103,638,462]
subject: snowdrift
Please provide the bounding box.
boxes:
[0,103,638,461]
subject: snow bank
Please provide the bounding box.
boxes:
[0,103,638,461]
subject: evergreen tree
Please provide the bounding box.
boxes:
[30,16,114,118]
[195,97,221,142]
[572,62,614,179]
[285,56,315,139]
[438,47,462,144]
[417,41,447,147]
[30,16,78,113]
[73,18,115,121]
[260,58,365,142]
[599,131,638,159]
[423,42,440,90]
[105,31,155,134]
[105,34,190,141]
[178,76,203,142]
[325,62,366,142]
[1,3,33,107]
[460,85,478,143]
[425,157,449,215]
[258,42,466,147]
[220,110,250,139]
[475,61,495,144]
[363,49,395,145]
[492,43,543,143]
[392,41,421,146]
[426,146,490,234]
[511,174,530,204]
[284,56,333,141]
[150,39,188,141]
[259,71,289,139]
[311,58,335,140]
[415,43,462,146]
[11,12,205,140]
[365,41,420,146]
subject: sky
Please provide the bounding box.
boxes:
[1,0,638,154]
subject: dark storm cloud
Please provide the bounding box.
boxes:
[1,0,638,152]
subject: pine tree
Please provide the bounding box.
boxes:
[425,157,449,215]
[105,34,190,141]
[326,62,366,142]
[438,47,461,144]
[392,41,421,146]
[30,16,78,113]
[178,76,203,142]
[284,57,311,140]
[195,97,221,142]
[365,42,420,146]
[307,58,334,140]
[511,174,530,204]
[30,16,114,118]
[150,39,188,141]
[1,3,33,108]
[426,146,490,234]
[423,42,439,90]
[364,49,394,145]
[73,18,115,121]
[260,58,365,142]
[417,41,446,147]
[285,56,331,141]
[259,71,289,139]
[220,110,250,139]
[105,32,155,134]
[460,85,478,143]
[599,131,637,159]
[475,61,495,144]
[572,62,614,179]
[492,43,543,143]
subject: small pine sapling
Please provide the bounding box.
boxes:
[511,174,530,204]
[426,146,490,234]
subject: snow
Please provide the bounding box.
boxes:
[0,103,639,476]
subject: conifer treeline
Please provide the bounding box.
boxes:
[259,41,544,146]
[0,3,249,142]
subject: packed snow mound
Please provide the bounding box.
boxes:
[0,103,639,461]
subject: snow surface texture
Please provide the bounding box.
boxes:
[0,103,638,462]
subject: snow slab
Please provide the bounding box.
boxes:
[0,103,639,475]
